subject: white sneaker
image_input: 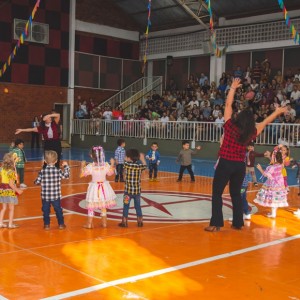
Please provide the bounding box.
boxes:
[20,183,27,188]
[243,214,251,220]
[228,217,233,222]
[293,209,300,216]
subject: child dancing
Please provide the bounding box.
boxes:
[118,149,147,228]
[80,146,116,228]
[254,149,288,218]
[145,142,161,181]
[0,153,24,228]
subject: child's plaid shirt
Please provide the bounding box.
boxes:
[34,165,70,201]
[124,162,146,194]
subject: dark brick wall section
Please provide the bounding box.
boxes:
[0,83,67,143]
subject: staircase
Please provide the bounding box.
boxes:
[99,76,163,114]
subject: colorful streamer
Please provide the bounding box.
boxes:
[0,0,41,78]
[278,0,300,45]
[142,0,152,74]
[206,0,227,57]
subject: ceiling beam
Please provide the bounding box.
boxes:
[175,0,211,30]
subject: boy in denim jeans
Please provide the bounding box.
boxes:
[34,151,70,230]
[118,149,147,228]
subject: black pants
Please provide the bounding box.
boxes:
[115,164,124,181]
[44,139,62,168]
[178,164,194,181]
[31,132,40,148]
[149,163,158,178]
[210,158,245,228]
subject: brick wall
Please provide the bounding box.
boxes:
[0,83,67,143]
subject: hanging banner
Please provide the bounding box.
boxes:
[206,0,227,57]
[142,0,152,74]
[0,0,41,78]
[278,0,300,45]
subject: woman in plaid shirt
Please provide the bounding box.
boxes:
[205,78,287,232]
[118,149,147,228]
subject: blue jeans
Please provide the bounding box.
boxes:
[122,193,142,218]
[241,187,250,214]
[42,198,64,225]
[149,162,158,178]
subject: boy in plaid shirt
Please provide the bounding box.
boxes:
[34,150,70,230]
[118,149,147,228]
[114,138,126,182]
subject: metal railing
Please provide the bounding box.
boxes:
[72,119,300,146]
[99,77,163,114]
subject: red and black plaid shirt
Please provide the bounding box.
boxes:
[219,119,257,162]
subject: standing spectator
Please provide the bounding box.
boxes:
[31,116,40,148]
[252,60,262,83]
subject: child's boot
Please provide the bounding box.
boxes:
[83,217,93,229]
[137,216,143,227]
[118,217,128,227]
[101,216,107,228]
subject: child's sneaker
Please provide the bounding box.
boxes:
[243,214,251,220]
[254,182,258,187]
[149,178,154,182]
[153,178,159,182]
[20,183,27,188]
[58,224,66,230]
[293,209,300,216]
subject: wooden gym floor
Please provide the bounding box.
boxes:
[0,160,300,300]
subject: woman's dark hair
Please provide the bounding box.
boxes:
[275,151,283,164]
[232,109,256,145]
[126,149,140,162]
[40,114,47,129]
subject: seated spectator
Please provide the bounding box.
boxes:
[244,66,252,83]
[212,93,224,107]
[199,73,208,87]
[290,85,300,104]
[201,79,211,95]
[233,66,243,79]
[250,79,259,92]
[274,70,283,84]
[212,105,221,119]
[217,79,227,98]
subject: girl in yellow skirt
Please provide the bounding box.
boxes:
[0,153,24,228]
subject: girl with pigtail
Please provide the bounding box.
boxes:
[254,148,288,218]
[80,146,116,228]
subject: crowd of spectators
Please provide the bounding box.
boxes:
[74,60,300,144]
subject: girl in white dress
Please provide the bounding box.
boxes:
[80,146,116,228]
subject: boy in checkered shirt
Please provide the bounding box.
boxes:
[118,149,147,228]
[34,150,70,230]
